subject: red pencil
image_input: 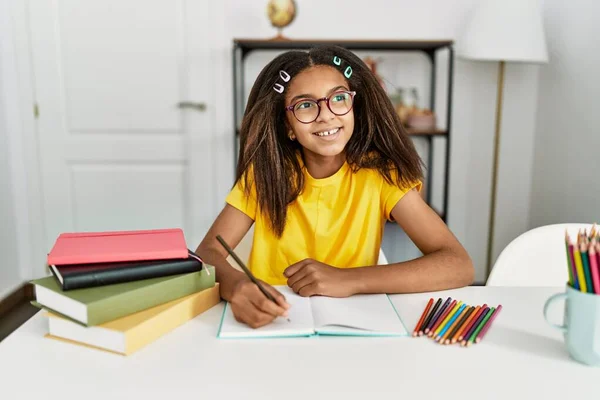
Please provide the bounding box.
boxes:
[457,304,487,341]
[475,305,502,343]
[412,298,434,337]
[428,299,457,337]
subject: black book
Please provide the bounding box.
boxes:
[49,253,203,291]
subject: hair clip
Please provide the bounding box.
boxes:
[344,66,353,79]
[273,83,284,93]
[333,56,342,66]
[279,70,290,82]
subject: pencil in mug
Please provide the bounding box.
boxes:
[475,305,502,343]
[458,304,487,342]
[461,306,490,346]
[424,297,451,334]
[580,239,594,293]
[565,231,576,288]
[567,234,579,290]
[589,239,600,294]
[413,298,434,337]
[428,299,457,337]
[215,235,290,322]
[445,305,474,344]
[452,305,480,344]
[438,304,468,344]
[433,301,463,339]
[573,237,587,293]
[467,306,495,346]
[419,298,442,336]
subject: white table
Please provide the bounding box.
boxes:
[0,286,595,399]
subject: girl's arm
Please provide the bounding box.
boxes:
[350,189,474,294]
[196,205,289,327]
[284,189,474,296]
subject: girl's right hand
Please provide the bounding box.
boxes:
[229,279,290,328]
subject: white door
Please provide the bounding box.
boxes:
[28,0,220,254]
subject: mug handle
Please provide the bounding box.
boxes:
[543,293,567,332]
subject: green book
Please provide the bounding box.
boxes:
[31,266,215,326]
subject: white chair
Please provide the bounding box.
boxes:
[230,227,389,268]
[486,223,594,286]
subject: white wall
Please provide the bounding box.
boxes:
[530,0,600,226]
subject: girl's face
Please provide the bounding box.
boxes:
[284,65,355,159]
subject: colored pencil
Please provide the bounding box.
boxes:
[461,306,490,345]
[467,307,495,346]
[420,298,442,335]
[568,240,579,290]
[413,298,434,336]
[436,303,466,341]
[475,305,503,343]
[424,297,451,334]
[565,231,576,288]
[580,241,594,293]
[446,306,474,344]
[452,305,480,343]
[433,301,462,338]
[458,304,486,341]
[439,304,467,343]
[573,242,587,293]
[588,240,600,294]
[428,299,457,337]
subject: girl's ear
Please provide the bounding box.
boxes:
[288,130,296,141]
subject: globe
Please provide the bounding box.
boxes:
[267,0,297,34]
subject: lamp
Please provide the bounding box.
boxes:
[457,0,548,279]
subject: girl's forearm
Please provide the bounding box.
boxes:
[349,248,474,294]
[195,246,246,301]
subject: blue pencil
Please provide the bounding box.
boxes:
[436,303,466,341]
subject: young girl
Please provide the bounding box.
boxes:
[197,45,473,328]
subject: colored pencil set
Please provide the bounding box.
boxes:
[412,297,502,347]
[565,226,600,294]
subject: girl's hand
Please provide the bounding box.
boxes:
[284,259,356,297]
[229,279,290,329]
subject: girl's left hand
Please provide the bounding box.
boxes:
[283,259,356,297]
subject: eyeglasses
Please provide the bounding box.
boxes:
[285,90,356,124]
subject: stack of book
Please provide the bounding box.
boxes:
[30,228,220,356]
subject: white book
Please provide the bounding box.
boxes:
[217,286,407,338]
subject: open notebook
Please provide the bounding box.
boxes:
[218,286,407,338]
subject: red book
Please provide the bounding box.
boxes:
[47,228,188,265]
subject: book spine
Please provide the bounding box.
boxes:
[86,266,215,326]
[61,259,203,290]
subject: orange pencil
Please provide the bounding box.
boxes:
[428,299,457,337]
[458,304,487,342]
[412,298,434,337]
[452,305,480,344]
[440,305,469,344]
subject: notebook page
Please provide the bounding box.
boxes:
[310,294,407,336]
[218,286,314,338]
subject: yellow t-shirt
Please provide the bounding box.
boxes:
[226,162,421,285]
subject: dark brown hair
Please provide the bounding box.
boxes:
[236,45,423,236]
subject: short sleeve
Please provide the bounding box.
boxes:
[225,169,258,220]
[380,173,422,221]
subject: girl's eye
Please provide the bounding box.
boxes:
[332,93,349,102]
[296,101,315,110]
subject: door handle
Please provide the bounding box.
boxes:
[177,101,207,111]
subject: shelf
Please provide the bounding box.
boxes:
[407,128,447,137]
[233,38,453,52]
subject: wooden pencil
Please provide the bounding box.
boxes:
[460,306,490,346]
[433,301,462,338]
[420,298,442,336]
[580,240,594,293]
[424,297,451,334]
[573,240,587,293]
[589,240,600,294]
[446,306,474,344]
[565,231,575,288]
[457,304,485,342]
[413,298,434,336]
[428,299,457,337]
[475,305,503,343]
[436,303,466,342]
[440,305,469,344]
[467,307,495,346]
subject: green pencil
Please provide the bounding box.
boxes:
[467,306,496,346]
[565,231,574,286]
